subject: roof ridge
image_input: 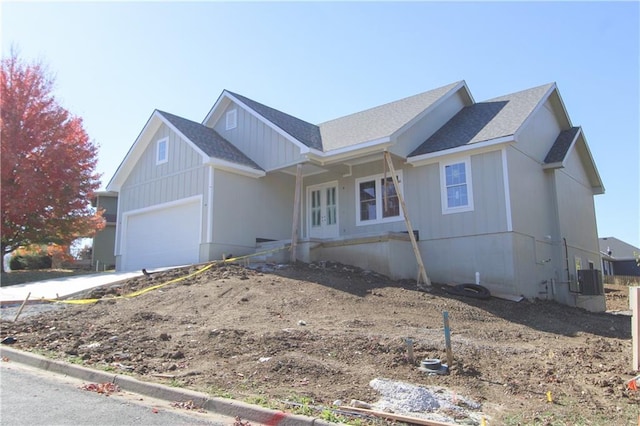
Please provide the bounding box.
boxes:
[318,81,463,126]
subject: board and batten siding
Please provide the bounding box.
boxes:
[116,124,208,257]
[119,124,207,211]
[213,104,306,171]
[553,147,601,259]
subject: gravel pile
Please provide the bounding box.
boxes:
[370,377,482,424]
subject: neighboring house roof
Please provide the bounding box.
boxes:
[410,83,554,156]
[545,127,581,163]
[318,81,466,152]
[157,110,262,171]
[226,91,323,151]
[599,237,640,261]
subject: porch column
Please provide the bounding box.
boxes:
[290,164,303,263]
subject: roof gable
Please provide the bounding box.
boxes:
[318,81,466,152]
[410,83,555,157]
[225,91,323,151]
[106,110,264,191]
[543,126,604,194]
[157,111,262,171]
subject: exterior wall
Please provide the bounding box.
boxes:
[115,124,208,267]
[213,103,306,171]
[391,91,467,157]
[553,148,602,278]
[92,224,116,270]
[300,150,518,294]
[200,169,296,260]
[92,194,118,270]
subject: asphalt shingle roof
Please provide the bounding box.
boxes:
[599,237,640,260]
[226,91,323,151]
[158,110,263,171]
[410,83,554,156]
[544,127,581,164]
[318,82,462,152]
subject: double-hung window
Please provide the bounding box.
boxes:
[356,171,403,225]
[441,158,473,214]
[156,137,168,165]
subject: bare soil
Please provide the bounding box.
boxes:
[1,262,638,425]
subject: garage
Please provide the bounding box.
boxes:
[122,198,202,271]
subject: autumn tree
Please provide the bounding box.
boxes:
[1,50,104,271]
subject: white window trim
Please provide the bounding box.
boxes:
[156,137,168,165]
[355,170,404,226]
[225,109,237,130]
[440,157,474,214]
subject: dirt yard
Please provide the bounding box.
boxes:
[1,261,638,425]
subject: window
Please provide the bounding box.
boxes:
[355,171,403,225]
[156,138,168,165]
[226,109,237,130]
[440,158,473,214]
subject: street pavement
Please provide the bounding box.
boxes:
[0,361,231,425]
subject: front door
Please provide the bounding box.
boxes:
[308,182,338,239]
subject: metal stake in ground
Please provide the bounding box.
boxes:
[443,311,453,369]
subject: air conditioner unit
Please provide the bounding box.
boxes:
[577,269,604,296]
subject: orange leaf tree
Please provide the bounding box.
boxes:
[1,51,105,271]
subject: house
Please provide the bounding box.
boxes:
[91,191,118,270]
[107,81,606,311]
[599,237,640,277]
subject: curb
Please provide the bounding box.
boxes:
[0,346,337,425]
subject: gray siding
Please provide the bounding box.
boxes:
[214,104,305,171]
[392,91,467,157]
[201,169,296,260]
[116,124,208,256]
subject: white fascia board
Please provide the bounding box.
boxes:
[307,138,393,165]
[159,114,211,163]
[222,92,311,154]
[513,83,558,141]
[204,158,266,178]
[407,137,513,167]
[202,90,231,126]
[575,129,605,194]
[106,111,164,192]
[389,81,472,141]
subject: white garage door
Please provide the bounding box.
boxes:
[122,199,201,271]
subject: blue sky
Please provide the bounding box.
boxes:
[2,1,639,248]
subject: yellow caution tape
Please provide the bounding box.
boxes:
[47,245,289,305]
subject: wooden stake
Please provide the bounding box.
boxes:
[290,164,303,263]
[443,311,453,368]
[339,406,458,426]
[13,292,31,322]
[405,338,414,364]
[631,286,639,371]
[384,151,431,288]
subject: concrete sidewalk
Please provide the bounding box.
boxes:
[0,271,143,304]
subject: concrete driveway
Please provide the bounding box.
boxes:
[0,271,143,304]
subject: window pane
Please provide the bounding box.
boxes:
[447,184,468,208]
[445,163,466,186]
[326,187,336,225]
[311,190,321,227]
[445,162,468,209]
[359,181,376,221]
[381,177,400,218]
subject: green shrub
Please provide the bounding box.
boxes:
[10,254,52,270]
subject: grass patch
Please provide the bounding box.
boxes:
[1,269,96,287]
